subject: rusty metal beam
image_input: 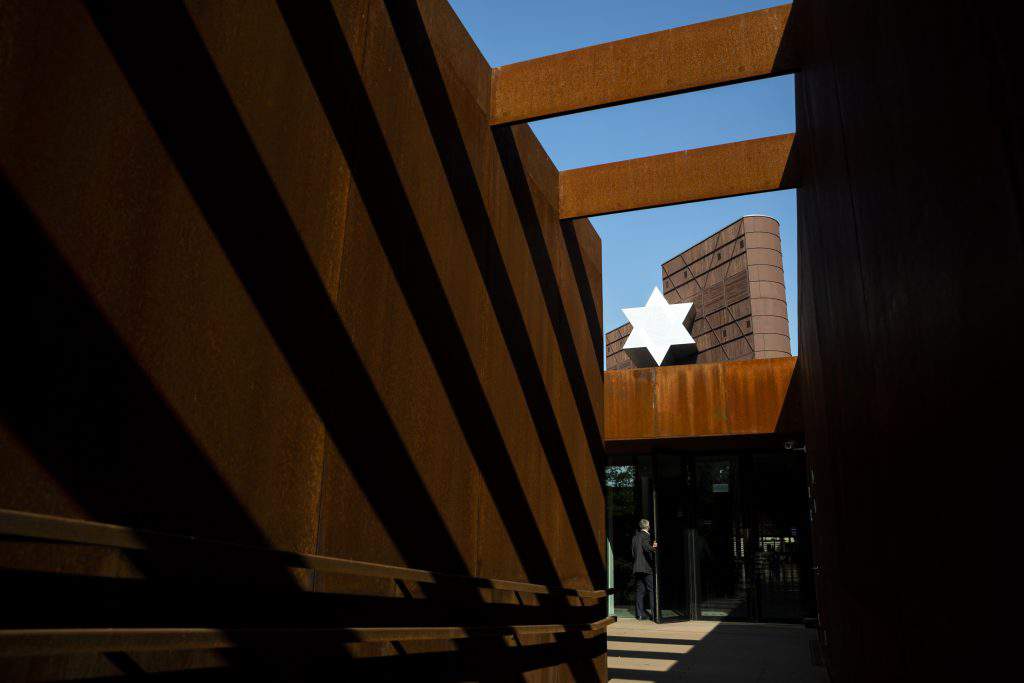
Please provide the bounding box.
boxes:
[0,618,618,656]
[605,357,801,445]
[559,133,797,219]
[0,508,608,599]
[490,4,797,125]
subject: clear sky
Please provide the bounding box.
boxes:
[448,0,798,354]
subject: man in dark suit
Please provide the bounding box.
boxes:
[632,518,658,620]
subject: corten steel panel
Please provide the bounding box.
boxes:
[0,0,350,564]
[310,0,488,586]
[559,134,799,219]
[566,216,605,372]
[489,4,798,125]
[603,368,658,442]
[652,363,729,438]
[309,2,605,677]
[286,0,605,678]
[718,357,799,435]
[507,126,605,436]
[314,0,604,586]
[0,1,366,676]
[604,358,799,445]
[793,1,1021,680]
[1,0,606,679]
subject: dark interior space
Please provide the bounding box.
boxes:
[606,450,813,624]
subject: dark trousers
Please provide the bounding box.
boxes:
[634,572,654,620]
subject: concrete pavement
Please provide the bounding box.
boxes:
[607,618,828,682]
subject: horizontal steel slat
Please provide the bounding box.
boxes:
[0,508,609,599]
[0,617,617,656]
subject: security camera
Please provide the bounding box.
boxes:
[784,440,807,453]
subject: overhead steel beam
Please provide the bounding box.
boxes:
[489,4,797,125]
[558,133,797,219]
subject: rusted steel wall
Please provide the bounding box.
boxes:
[0,1,606,679]
[605,358,801,446]
[794,0,1021,680]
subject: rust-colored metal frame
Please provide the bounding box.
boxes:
[605,357,801,446]
[559,134,798,219]
[489,4,797,125]
[488,5,801,220]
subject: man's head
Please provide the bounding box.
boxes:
[639,519,650,532]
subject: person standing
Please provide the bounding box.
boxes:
[632,519,658,620]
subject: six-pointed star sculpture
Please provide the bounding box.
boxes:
[622,287,697,367]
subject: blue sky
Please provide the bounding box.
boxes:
[448,0,798,354]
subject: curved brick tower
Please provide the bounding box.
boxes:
[741,215,791,358]
[606,215,790,368]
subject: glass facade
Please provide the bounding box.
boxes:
[606,451,814,623]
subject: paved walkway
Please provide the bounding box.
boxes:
[607,618,828,682]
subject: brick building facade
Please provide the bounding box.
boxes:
[606,215,790,369]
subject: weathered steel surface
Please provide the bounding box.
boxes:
[0,617,617,656]
[0,1,606,679]
[559,134,798,219]
[0,0,345,559]
[793,1,1021,680]
[491,3,794,124]
[605,357,800,444]
[490,4,797,125]
[0,508,608,599]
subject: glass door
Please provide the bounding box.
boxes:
[607,452,814,623]
[693,456,751,620]
[606,458,652,619]
[606,462,636,619]
[651,457,690,621]
[749,452,813,621]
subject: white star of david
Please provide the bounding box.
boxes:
[622,287,697,367]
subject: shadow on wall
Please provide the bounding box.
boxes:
[1,0,609,679]
[775,357,802,435]
[382,0,606,580]
[2,174,603,680]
